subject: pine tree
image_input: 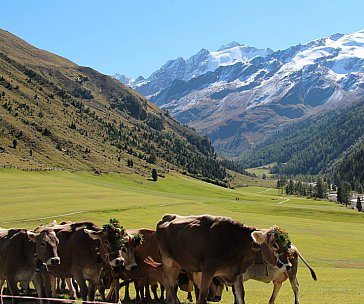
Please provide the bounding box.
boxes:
[151,168,158,182]
[337,185,343,204]
[356,197,362,212]
[342,182,352,207]
[315,176,326,198]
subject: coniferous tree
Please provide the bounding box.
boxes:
[151,169,158,181]
[356,197,362,212]
[337,185,343,204]
[315,176,326,198]
[342,182,352,207]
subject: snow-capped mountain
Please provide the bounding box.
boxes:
[116,30,364,156]
[115,43,273,98]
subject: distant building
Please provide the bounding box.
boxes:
[328,193,337,202]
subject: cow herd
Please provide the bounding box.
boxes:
[0,214,317,304]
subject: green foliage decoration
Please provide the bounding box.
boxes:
[102,218,126,251]
[271,226,291,252]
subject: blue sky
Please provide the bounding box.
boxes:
[1,0,364,78]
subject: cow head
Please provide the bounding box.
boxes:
[251,226,293,270]
[27,229,60,266]
[120,233,143,271]
[84,219,142,271]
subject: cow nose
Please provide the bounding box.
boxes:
[115,258,123,266]
[51,257,60,265]
[130,265,137,271]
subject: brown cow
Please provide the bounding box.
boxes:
[156,214,293,304]
[43,221,138,301]
[125,229,164,302]
[243,244,317,304]
[105,228,164,303]
[0,228,60,302]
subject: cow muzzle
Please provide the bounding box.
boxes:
[110,257,124,267]
[47,257,60,265]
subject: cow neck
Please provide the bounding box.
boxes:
[18,231,37,267]
[98,238,117,265]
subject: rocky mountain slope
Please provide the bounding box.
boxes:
[117,30,364,157]
[0,29,226,181]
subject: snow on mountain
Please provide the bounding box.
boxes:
[115,43,273,98]
[115,29,364,155]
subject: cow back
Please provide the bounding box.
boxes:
[156,214,256,276]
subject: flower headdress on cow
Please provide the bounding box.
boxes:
[102,218,143,250]
[271,226,292,253]
[102,218,126,251]
[124,232,143,248]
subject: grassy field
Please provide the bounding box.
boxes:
[0,168,363,303]
[246,163,277,178]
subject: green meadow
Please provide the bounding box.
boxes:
[0,168,363,303]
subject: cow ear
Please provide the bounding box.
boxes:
[251,231,267,245]
[84,229,102,240]
[27,231,38,242]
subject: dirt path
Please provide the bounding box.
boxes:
[0,211,90,224]
[278,197,290,204]
[257,188,272,193]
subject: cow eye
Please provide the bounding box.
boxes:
[40,242,46,247]
[104,240,110,247]
[272,243,279,250]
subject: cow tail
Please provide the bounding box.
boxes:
[291,244,317,281]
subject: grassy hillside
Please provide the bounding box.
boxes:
[0,29,225,182]
[0,169,363,303]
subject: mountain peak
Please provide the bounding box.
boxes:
[217,41,242,51]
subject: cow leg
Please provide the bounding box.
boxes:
[187,291,193,302]
[87,281,96,301]
[112,278,120,303]
[7,277,20,304]
[197,272,214,304]
[193,282,199,302]
[0,279,5,293]
[233,276,245,304]
[33,275,46,304]
[49,275,57,298]
[162,257,181,304]
[74,274,88,301]
[123,280,131,301]
[289,277,300,304]
[159,283,165,301]
[65,278,76,299]
[105,280,114,302]
[151,282,159,300]
[145,284,152,302]
[269,281,283,304]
